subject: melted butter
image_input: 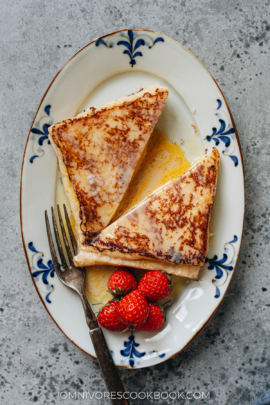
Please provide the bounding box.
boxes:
[169,276,189,300]
[113,129,190,219]
[85,265,115,305]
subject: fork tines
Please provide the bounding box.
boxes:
[45,204,77,274]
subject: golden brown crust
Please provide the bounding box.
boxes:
[89,147,220,267]
[74,249,201,280]
[49,85,169,245]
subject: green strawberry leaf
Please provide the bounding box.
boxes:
[161,270,173,289]
[97,301,113,316]
[124,284,134,295]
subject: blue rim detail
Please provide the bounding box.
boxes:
[28,242,55,303]
[206,99,239,167]
[96,30,164,67]
[120,334,146,367]
[30,105,52,163]
[206,235,238,298]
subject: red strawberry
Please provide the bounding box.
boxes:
[97,300,126,332]
[116,290,149,327]
[136,302,165,331]
[107,268,138,296]
[138,270,172,301]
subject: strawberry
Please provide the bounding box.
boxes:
[135,302,165,331]
[107,268,138,297]
[97,300,127,332]
[116,290,149,327]
[138,270,172,301]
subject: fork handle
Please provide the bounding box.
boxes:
[80,295,130,405]
[90,328,130,405]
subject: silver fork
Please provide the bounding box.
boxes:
[45,205,129,405]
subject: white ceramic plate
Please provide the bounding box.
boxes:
[21,29,245,368]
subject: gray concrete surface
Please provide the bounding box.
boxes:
[1,0,270,404]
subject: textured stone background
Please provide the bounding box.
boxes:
[1,0,270,404]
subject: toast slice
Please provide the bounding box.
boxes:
[74,147,220,280]
[48,84,169,245]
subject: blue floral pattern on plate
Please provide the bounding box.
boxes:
[120,333,167,367]
[30,105,53,163]
[96,30,164,67]
[28,242,55,303]
[205,99,238,167]
[206,235,238,298]
[120,334,146,367]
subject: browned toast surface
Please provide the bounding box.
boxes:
[89,147,220,267]
[49,84,169,245]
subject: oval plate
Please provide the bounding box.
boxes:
[20,29,245,369]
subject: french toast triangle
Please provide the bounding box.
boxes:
[48,84,169,245]
[74,147,220,280]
